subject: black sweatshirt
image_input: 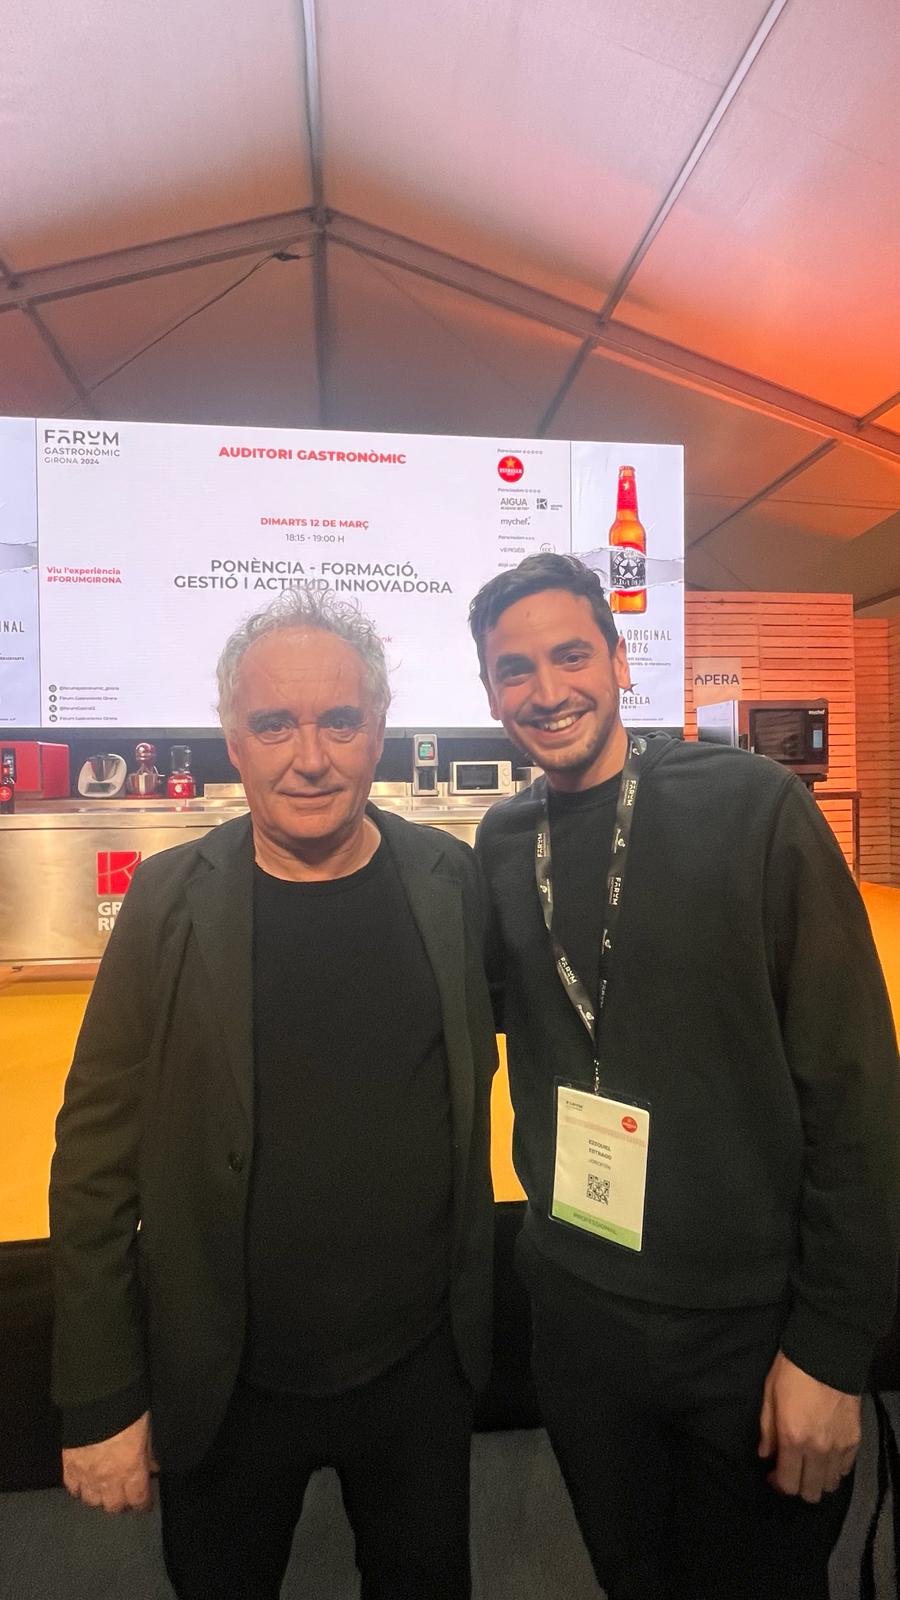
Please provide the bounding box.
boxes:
[476,735,900,1393]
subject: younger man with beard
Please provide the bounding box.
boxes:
[469,553,899,1600]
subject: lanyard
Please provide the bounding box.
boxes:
[534,736,645,1093]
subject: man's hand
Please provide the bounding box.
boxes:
[758,1351,861,1503]
[62,1410,158,1513]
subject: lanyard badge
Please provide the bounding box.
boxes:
[534,736,645,1090]
[535,737,651,1251]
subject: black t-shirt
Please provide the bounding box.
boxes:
[244,833,453,1396]
[547,772,621,1018]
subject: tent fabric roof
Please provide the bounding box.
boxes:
[3,0,899,613]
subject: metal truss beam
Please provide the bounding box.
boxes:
[538,0,790,433]
[598,0,790,322]
[327,214,900,468]
[861,388,900,425]
[326,213,607,338]
[26,311,97,415]
[3,207,900,476]
[300,0,330,425]
[0,211,319,312]
[313,233,330,425]
[854,583,900,612]
[686,442,836,552]
[689,377,900,555]
[300,0,325,215]
[1,249,96,414]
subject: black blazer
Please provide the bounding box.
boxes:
[49,807,498,1470]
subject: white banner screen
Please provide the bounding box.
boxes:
[0,419,684,730]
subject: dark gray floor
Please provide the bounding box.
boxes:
[0,1404,895,1600]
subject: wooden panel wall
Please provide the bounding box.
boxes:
[854,620,892,883]
[684,593,857,869]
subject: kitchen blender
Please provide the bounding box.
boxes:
[127,743,163,796]
[167,744,196,800]
[77,753,128,798]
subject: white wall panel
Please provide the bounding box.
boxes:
[550,346,818,502]
[2,0,311,268]
[766,447,900,538]
[38,257,285,391]
[327,243,582,436]
[36,256,320,427]
[685,494,750,546]
[0,313,80,414]
[318,0,767,306]
[697,512,848,594]
[618,0,900,412]
[822,514,900,608]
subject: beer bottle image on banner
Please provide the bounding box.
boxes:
[609,465,647,613]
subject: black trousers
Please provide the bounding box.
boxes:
[158,1322,474,1600]
[528,1266,854,1600]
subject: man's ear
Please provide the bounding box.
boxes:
[225,734,242,775]
[482,671,502,723]
[613,635,632,692]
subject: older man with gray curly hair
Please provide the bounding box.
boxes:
[50,588,497,1600]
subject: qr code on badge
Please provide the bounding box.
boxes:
[586,1174,610,1205]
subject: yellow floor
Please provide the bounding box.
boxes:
[862,882,900,1020]
[1,980,95,1242]
[2,885,897,1243]
[0,983,523,1241]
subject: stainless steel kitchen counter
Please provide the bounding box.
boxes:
[0,791,496,963]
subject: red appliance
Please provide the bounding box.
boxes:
[0,741,70,798]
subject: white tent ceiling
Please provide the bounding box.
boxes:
[3,0,899,613]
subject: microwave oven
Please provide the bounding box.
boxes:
[696,700,828,782]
